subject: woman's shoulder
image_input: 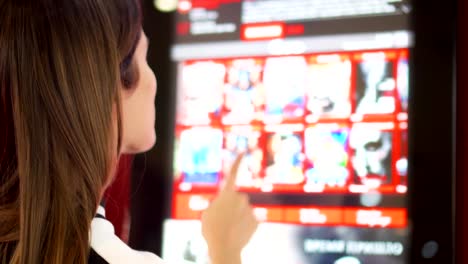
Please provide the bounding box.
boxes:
[89,206,165,264]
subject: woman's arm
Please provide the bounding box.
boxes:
[201,154,259,264]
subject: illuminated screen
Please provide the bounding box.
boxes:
[164,1,412,263]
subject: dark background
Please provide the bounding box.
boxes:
[457,0,468,263]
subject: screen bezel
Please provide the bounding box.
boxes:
[407,0,456,262]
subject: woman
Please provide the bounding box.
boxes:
[0,0,258,263]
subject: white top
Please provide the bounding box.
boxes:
[90,206,165,264]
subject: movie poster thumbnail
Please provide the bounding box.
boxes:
[304,124,350,187]
[263,56,307,123]
[222,59,265,125]
[397,129,408,186]
[349,123,394,187]
[176,61,225,125]
[222,126,264,188]
[176,127,223,185]
[306,55,352,120]
[354,53,396,115]
[264,126,305,185]
[397,58,409,113]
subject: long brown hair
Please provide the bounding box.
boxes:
[0,0,141,263]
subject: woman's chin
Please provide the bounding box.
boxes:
[122,131,157,154]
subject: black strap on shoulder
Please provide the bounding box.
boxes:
[95,199,106,219]
[88,248,109,264]
[95,213,106,219]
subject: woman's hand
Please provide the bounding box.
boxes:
[201,154,259,264]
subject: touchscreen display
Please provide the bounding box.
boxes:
[163,1,411,263]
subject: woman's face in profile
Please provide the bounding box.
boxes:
[120,31,157,154]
